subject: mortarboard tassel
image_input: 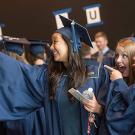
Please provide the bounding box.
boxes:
[71,21,78,53]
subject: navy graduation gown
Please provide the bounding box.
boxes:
[0,52,109,135]
[106,79,135,135]
[80,60,110,135]
[3,65,46,135]
[0,52,47,120]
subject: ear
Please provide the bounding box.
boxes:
[105,39,108,45]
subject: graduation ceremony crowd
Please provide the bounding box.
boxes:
[0,15,134,135]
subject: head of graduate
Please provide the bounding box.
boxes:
[2,37,30,64]
[115,37,135,85]
[49,15,93,99]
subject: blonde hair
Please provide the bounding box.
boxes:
[117,38,135,85]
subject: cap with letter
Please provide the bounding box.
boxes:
[55,15,93,53]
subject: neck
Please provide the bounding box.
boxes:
[63,62,68,68]
[34,59,45,65]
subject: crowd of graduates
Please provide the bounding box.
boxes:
[0,15,134,135]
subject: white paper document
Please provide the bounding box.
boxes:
[68,88,93,103]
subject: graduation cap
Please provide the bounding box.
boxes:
[29,40,46,55]
[3,36,31,44]
[55,15,93,52]
[3,36,30,55]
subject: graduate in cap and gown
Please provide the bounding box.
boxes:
[2,37,29,64]
[103,37,135,135]
[0,37,47,135]
[0,16,109,135]
[26,40,47,65]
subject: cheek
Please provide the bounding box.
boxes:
[124,60,130,74]
[60,43,68,54]
[124,59,129,67]
[61,47,68,59]
[96,42,100,46]
[115,58,119,65]
[56,45,68,58]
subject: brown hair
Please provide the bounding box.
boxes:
[116,38,135,85]
[2,50,29,64]
[27,52,45,65]
[48,35,88,100]
[94,31,108,40]
[80,43,91,58]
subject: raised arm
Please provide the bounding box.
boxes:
[0,52,48,120]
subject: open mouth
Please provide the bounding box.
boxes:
[117,66,126,73]
[53,50,58,56]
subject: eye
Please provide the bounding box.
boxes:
[122,54,128,59]
[115,53,119,58]
[52,40,58,45]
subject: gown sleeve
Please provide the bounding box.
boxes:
[106,79,135,134]
[0,52,48,120]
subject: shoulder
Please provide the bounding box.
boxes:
[105,49,114,56]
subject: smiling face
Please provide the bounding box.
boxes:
[115,46,129,77]
[50,33,69,63]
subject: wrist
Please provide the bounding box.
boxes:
[95,104,103,115]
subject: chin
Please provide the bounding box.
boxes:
[54,58,61,62]
[122,73,129,77]
[54,58,59,62]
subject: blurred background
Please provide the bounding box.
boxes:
[0,0,134,49]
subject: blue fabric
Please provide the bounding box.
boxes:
[30,45,45,55]
[105,79,135,135]
[0,52,109,135]
[29,40,45,55]
[3,64,46,135]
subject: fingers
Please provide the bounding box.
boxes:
[104,65,115,72]
[84,105,94,113]
[83,100,93,107]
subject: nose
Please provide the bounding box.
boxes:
[50,44,54,50]
[116,55,122,63]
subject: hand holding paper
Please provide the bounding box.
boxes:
[68,88,93,103]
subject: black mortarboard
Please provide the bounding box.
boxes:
[29,40,45,55]
[55,15,93,52]
[3,36,30,55]
[5,42,24,55]
[3,36,30,44]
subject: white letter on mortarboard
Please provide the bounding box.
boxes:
[53,8,72,29]
[83,4,102,27]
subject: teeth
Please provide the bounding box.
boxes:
[53,51,57,55]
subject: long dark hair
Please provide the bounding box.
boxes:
[48,35,89,100]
